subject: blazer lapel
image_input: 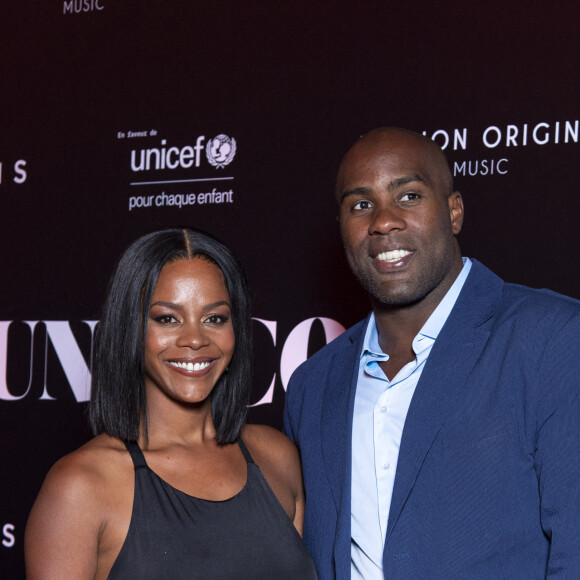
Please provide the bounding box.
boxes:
[385,261,503,542]
[320,318,368,571]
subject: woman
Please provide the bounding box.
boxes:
[25,228,317,579]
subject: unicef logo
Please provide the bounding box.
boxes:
[206,134,237,168]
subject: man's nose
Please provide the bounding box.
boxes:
[368,205,406,235]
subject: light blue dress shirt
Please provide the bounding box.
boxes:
[351,258,472,579]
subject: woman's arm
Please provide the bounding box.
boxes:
[25,450,106,579]
[243,424,306,535]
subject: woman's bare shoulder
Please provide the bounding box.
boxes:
[49,435,128,483]
[241,424,305,531]
[32,434,131,515]
[242,423,297,454]
[242,425,302,485]
[25,435,134,579]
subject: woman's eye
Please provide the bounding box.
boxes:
[206,314,229,326]
[153,314,176,324]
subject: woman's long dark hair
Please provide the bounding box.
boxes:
[89,228,251,444]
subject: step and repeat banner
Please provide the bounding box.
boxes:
[1,2,579,576]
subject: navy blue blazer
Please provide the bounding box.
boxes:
[284,260,580,579]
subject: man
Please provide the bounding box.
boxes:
[283,127,580,579]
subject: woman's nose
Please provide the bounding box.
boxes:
[176,322,209,348]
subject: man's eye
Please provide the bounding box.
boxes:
[401,193,420,202]
[353,200,372,210]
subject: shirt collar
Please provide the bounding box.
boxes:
[361,257,472,359]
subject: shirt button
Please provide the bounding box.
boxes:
[383,461,391,470]
[379,405,387,413]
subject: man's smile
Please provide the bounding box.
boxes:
[375,249,413,262]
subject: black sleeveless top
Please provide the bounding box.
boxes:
[108,439,317,579]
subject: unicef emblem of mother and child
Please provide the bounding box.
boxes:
[206,134,237,168]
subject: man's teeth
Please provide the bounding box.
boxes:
[169,361,211,371]
[376,249,411,262]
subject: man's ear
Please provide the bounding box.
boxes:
[448,191,464,235]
